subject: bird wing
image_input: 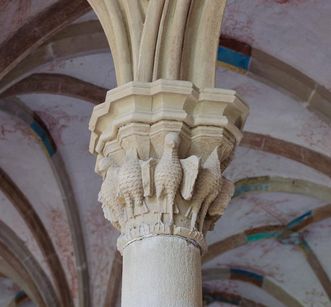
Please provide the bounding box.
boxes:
[98,167,120,204]
[140,158,156,197]
[180,155,200,200]
[208,177,234,216]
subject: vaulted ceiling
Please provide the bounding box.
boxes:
[0,1,331,306]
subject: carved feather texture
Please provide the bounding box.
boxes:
[208,177,234,217]
[140,158,156,197]
[155,133,182,221]
[98,165,121,229]
[180,155,200,200]
[185,147,222,231]
[118,149,145,217]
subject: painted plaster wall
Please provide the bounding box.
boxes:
[207,304,233,307]
[305,220,331,282]
[216,68,331,157]
[204,280,283,307]
[205,238,330,306]
[34,53,116,90]
[19,94,119,307]
[0,110,78,302]
[0,276,20,306]
[0,191,52,286]
[225,147,331,186]
[207,192,325,245]
[222,0,331,90]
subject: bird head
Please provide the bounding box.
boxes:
[164,133,180,150]
[96,156,116,178]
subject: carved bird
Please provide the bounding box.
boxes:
[185,147,222,231]
[203,177,234,233]
[95,155,114,179]
[97,157,123,230]
[118,148,146,219]
[155,133,183,225]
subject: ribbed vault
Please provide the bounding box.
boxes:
[0,1,330,306]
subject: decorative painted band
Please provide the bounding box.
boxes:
[230,268,264,287]
[203,291,241,305]
[14,291,29,304]
[30,120,56,157]
[286,211,313,230]
[203,267,303,307]
[203,289,266,306]
[217,46,251,71]
[205,204,331,264]
[242,205,328,243]
[234,176,331,202]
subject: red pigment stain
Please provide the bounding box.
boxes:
[222,2,255,45]
[204,280,239,294]
[48,208,78,299]
[296,114,331,153]
[0,120,34,141]
[238,194,289,224]
[36,108,87,146]
[0,277,20,293]
[229,242,285,282]
[85,206,116,306]
[258,0,308,5]
[303,288,329,306]
[273,0,308,4]
[36,110,68,145]
[46,59,67,72]
[0,0,11,7]
[13,0,32,27]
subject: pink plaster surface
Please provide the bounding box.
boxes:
[203,280,283,307]
[216,68,331,157]
[0,276,20,306]
[47,208,78,300]
[207,191,324,246]
[36,53,116,90]
[19,94,118,306]
[84,206,118,307]
[0,191,53,286]
[225,147,331,187]
[304,219,331,281]
[222,0,331,89]
[35,107,88,146]
[205,239,330,306]
[0,110,77,301]
[0,116,34,141]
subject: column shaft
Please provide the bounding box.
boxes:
[122,236,202,307]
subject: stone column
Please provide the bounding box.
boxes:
[87,1,249,306]
[122,236,202,307]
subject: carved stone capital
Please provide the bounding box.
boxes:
[89,80,248,253]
